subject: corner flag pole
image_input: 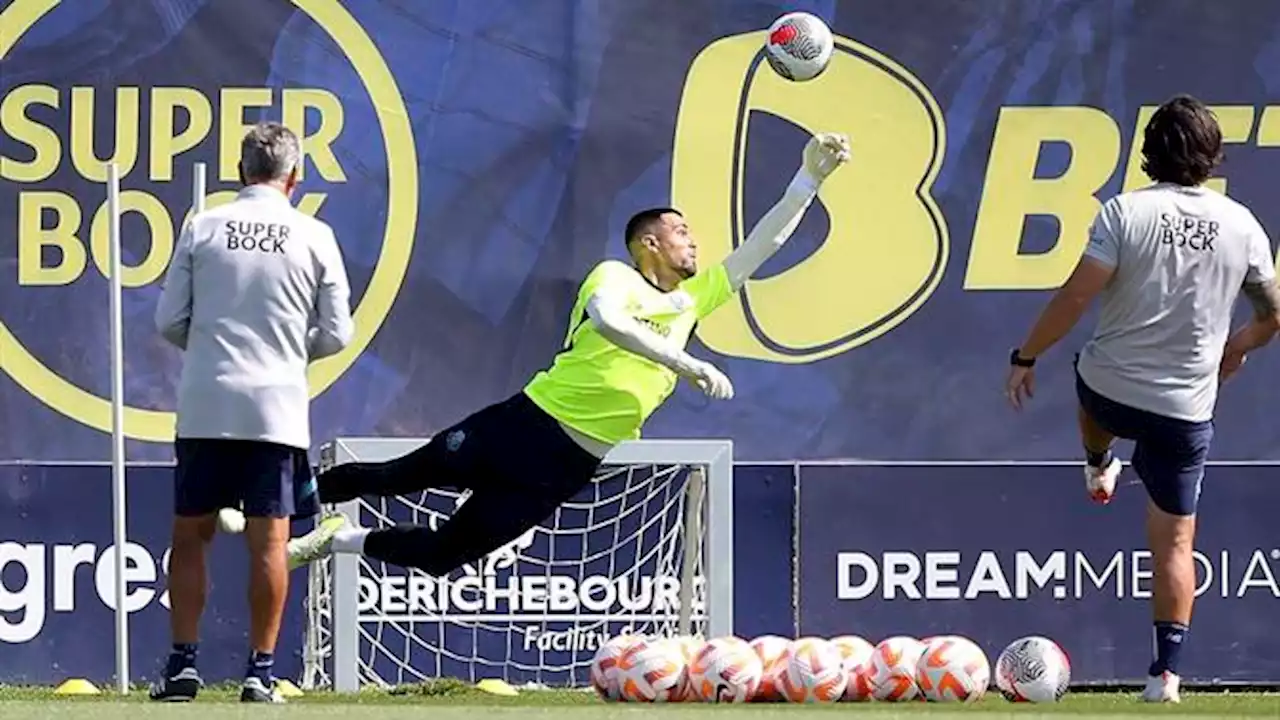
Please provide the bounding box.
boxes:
[107,162,129,695]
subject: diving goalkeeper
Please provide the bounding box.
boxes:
[287,132,851,575]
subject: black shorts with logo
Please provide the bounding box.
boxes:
[1075,369,1213,517]
[174,438,320,520]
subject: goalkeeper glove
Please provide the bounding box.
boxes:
[802,132,852,183]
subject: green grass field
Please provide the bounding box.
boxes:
[0,682,1275,719]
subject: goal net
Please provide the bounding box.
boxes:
[301,437,734,692]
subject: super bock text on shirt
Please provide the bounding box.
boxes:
[224,220,291,253]
[154,185,353,449]
[1158,213,1218,251]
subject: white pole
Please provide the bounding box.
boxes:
[107,163,129,695]
[193,162,206,215]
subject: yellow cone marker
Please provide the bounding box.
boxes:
[276,679,305,697]
[475,679,518,696]
[53,679,100,695]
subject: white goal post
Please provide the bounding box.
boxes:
[302,437,734,692]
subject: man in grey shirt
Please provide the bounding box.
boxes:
[150,122,353,703]
[1005,96,1280,703]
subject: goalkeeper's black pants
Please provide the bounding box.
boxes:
[316,392,602,576]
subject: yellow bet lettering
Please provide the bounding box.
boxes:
[673,31,947,362]
[966,106,1120,290]
[1253,106,1280,274]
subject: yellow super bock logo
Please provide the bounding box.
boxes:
[0,0,418,442]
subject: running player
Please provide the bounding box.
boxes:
[287,132,850,577]
[1005,95,1280,703]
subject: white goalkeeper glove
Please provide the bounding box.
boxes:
[802,132,852,184]
[677,357,735,401]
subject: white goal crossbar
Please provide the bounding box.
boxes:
[303,437,734,692]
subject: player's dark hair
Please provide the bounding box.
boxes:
[1140,95,1223,187]
[624,207,682,250]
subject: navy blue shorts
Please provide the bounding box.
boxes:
[1075,370,1213,516]
[174,438,321,520]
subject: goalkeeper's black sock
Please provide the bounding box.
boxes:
[166,643,198,674]
[1148,621,1189,676]
[246,651,274,685]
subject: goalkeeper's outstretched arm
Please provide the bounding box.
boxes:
[722,132,851,290]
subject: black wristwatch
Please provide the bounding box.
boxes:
[1010,348,1036,368]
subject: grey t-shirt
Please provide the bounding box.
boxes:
[154,185,354,449]
[1076,183,1275,423]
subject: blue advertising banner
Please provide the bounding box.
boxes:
[4,1,1280,463]
[0,465,307,685]
[796,462,1280,685]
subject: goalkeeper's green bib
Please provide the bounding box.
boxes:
[524,260,731,445]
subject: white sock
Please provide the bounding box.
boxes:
[332,528,370,554]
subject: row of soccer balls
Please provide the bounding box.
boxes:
[591,633,1071,704]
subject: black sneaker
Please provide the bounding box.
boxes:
[240,677,285,703]
[148,666,202,701]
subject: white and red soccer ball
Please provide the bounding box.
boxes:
[590,635,636,701]
[688,636,763,703]
[666,636,701,702]
[592,632,1065,704]
[779,636,847,702]
[867,635,926,701]
[764,11,835,82]
[916,635,991,703]
[614,637,687,702]
[829,635,876,701]
[748,635,791,701]
[996,636,1071,703]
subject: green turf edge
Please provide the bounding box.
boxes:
[0,681,1276,714]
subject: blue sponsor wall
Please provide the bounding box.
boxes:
[6,462,1276,686]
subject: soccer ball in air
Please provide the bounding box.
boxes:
[829,635,876,701]
[867,636,926,701]
[688,637,763,702]
[616,637,687,702]
[779,636,847,702]
[995,636,1071,703]
[916,635,991,703]
[590,635,637,701]
[748,635,791,701]
[764,12,834,82]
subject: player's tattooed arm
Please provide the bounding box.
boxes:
[1243,279,1280,324]
[1223,280,1280,377]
